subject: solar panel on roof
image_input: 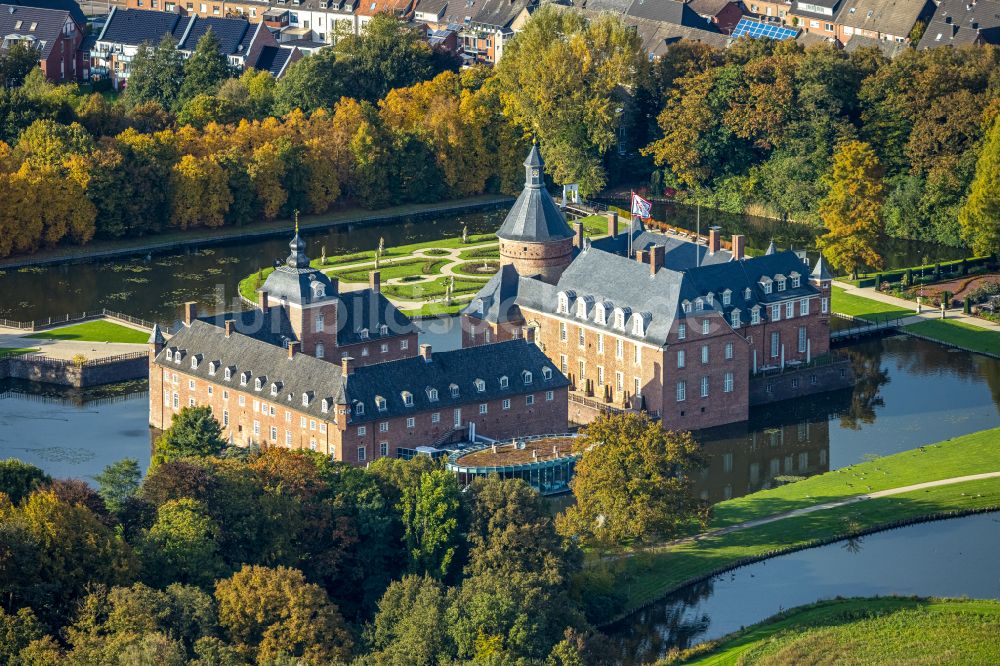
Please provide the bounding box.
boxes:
[731,17,799,40]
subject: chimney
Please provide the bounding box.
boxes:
[731,234,746,261]
[224,320,234,338]
[329,276,339,295]
[635,249,649,265]
[524,326,536,344]
[650,244,664,275]
[574,221,584,249]
[183,301,197,326]
[708,227,721,255]
[419,344,432,362]
[341,356,354,378]
[287,341,300,359]
[258,290,269,314]
[369,270,380,294]
[607,211,619,238]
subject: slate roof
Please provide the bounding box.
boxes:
[575,0,632,12]
[178,15,253,55]
[810,254,833,281]
[917,0,1000,48]
[414,0,449,18]
[467,263,524,325]
[842,33,909,56]
[626,0,688,24]
[496,145,575,243]
[0,4,68,59]
[344,338,568,423]
[97,8,186,46]
[156,320,348,421]
[336,288,416,347]
[254,44,293,76]
[469,0,531,28]
[198,308,297,348]
[589,225,733,270]
[688,0,736,17]
[12,0,82,28]
[557,3,728,54]
[833,0,929,38]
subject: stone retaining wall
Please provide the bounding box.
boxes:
[749,358,854,406]
[0,353,148,388]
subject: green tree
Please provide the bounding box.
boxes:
[366,574,452,665]
[0,42,41,89]
[125,36,184,110]
[497,6,645,194]
[557,413,707,547]
[141,498,225,587]
[95,458,142,514]
[272,48,345,115]
[179,29,232,107]
[177,94,239,128]
[400,469,462,579]
[959,114,1000,256]
[0,607,44,665]
[817,139,886,277]
[155,405,226,463]
[214,565,353,665]
[0,459,50,504]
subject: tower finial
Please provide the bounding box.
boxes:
[294,209,299,236]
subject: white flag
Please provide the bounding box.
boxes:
[631,193,652,219]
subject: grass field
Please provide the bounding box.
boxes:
[903,319,1000,357]
[667,597,1000,665]
[831,285,912,321]
[26,320,149,344]
[458,245,500,260]
[710,428,1000,528]
[604,477,1000,620]
[400,302,468,317]
[333,258,450,283]
[0,347,38,355]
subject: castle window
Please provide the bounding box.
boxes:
[165,349,173,361]
[744,288,752,300]
[356,402,365,415]
[321,399,330,413]
[576,296,593,320]
[557,291,570,314]
[722,289,732,306]
[695,298,704,312]
[760,277,773,295]
[240,372,250,386]
[475,379,486,393]
[706,293,714,307]
[254,377,263,391]
[316,342,324,359]
[271,382,280,396]
[731,309,741,328]
[791,272,801,288]
[702,319,710,335]
[678,323,686,340]
[450,384,459,398]
[499,376,508,388]
[751,306,761,325]
[224,367,232,381]
[427,387,438,402]
[682,300,692,314]
[776,275,786,292]
[359,328,369,340]
[380,325,388,336]
[208,361,219,376]
[376,396,387,412]
[302,392,310,406]
[401,391,413,407]
[631,313,647,337]
[614,308,628,331]
[190,354,201,370]
[595,302,609,325]
[315,314,324,333]
[522,370,533,385]
[542,367,552,380]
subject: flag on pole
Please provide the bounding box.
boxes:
[631,192,652,219]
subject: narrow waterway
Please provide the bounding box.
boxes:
[604,511,1000,664]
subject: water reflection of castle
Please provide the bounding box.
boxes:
[692,387,852,504]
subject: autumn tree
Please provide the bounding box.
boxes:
[959,114,1000,256]
[497,6,645,194]
[400,469,462,579]
[0,459,50,504]
[214,565,353,665]
[557,413,707,547]
[140,498,226,588]
[169,154,232,229]
[817,139,886,277]
[155,405,227,462]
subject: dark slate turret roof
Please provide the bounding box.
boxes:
[765,240,777,255]
[496,145,574,244]
[148,323,165,345]
[589,225,732,270]
[261,232,337,306]
[811,254,833,281]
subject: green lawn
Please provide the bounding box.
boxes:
[333,258,450,283]
[458,245,500,260]
[27,320,149,344]
[604,477,1000,621]
[452,260,500,277]
[668,597,1000,665]
[710,427,1000,528]
[577,214,610,237]
[381,277,484,300]
[831,285,912,321]
[903,319,1000,357]
[0,347,38,355]
[401,302,468,317]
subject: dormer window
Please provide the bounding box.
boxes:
[359,328,369,340]
[254,377,264,391]
[557,291,570,314]
[302,392,311,407]
[312,282,325,298]
[379,325,388,336]
[426,387,439,402]
[695,298,704,312]
[208,361,218,376]
[475,379,486,393]
[706,293,714,307]
[191,354,201,370]
[614,308,628,330]
[240,371,250,386]
[224,367,232,381]
[271,382,280,396]
[321,398,330,413]
[595,302,610,325]
[731,309,741,328]
[356,402,365,415]
[174,350,183,364]
[401,391,413,407]
[450,384,459,398]
[760,277,773,295]
[474,299,484,315]
[165,349,173,362]
[682,300,692,314]
[744,288,752,300]
[576,296,593,320]
[791,273,801,288]
[522,370,533,385]
[751,306,761,325]
[376,396,387,412]
[499,376,509,388]
[722,289,732,306]
[776,275,786,292]
[542,367,552,380]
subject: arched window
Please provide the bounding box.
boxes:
[240,372,250,386]
[731,309,741,328]
[380,325,389,336]
[542,367,552,380]
[744,287,752,300]
[722,289,732,306]
[614,308,627,330]
[321,399,330,413]
[355,402,365,415]
[271,382,279,396]
[695,298,704,312]
[450,384,460,398]
[315,342,325,359]
[682,300,692,314]
[224,367,232,381]
[706,293,714,306]
[254,377,263,391]
[165,349,173,362]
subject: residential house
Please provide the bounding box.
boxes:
[917,0,1000,49]
[356,0,415,29]
[688,0,744,34]
[0,3,83,80]
[458,0,534,64]
[788,0,842,35]
[833,0,930,46]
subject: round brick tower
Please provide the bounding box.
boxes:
[497,145,575,284]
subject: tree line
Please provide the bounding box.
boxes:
[0,409,705,665]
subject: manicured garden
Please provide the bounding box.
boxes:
[26,320,149,344]
[830,285,912,321]
[903,319,1000,357]
[332,258,450,283]
[667,597,1000,665]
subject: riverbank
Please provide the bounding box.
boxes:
[663,597,1000,665]
[595,428,1000,624]
[0,195,513,270]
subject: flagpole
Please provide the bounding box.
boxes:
[696,203,701,268]
[629,190,634,259]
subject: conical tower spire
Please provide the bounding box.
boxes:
[523,143,544,189]
[765,239,777,255]
[286,210,310,269]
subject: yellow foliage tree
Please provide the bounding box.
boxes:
[247,141,288,220]
[169,154,232,229]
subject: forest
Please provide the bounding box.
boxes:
[0,8,996,262]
